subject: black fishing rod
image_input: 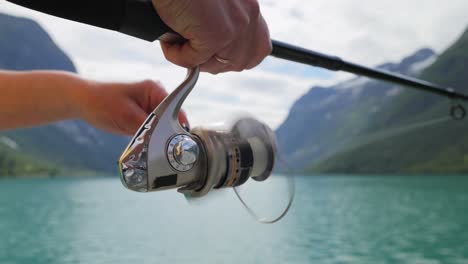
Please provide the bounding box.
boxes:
[7,0,468,107]
[271,40,467,101]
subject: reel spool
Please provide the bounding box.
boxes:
[118,67,294,223]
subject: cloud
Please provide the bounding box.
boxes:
[2,0,468,129]
[262,0,468,63]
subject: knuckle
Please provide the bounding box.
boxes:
[139,80,166,95]
[230,63,246,72]
[204,66,222,75]
[230,5,252,34]
[246,60,260,70]
[245,0,261,19]
[257,38,272,60]
[246,59,261,69]
[212,67,226,75]
[247,45,271,69]
[140,79,157,88]
[208,70,221,75]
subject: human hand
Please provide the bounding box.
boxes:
[152,0,272,74]
[76,80,189,136]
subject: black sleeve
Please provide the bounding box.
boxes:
[6,0,173,41]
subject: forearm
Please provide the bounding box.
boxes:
[0,70,87,130]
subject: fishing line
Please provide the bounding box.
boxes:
[355,100,468,148]
[344,115,452,153]
[234,155,295,224]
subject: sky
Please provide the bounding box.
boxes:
[2,0,468,129]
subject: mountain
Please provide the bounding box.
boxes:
[0,13,128,176]
[0,136,61,176]
[312,26,468,174]
[0,13,75,72]
[277,25,468,174]
[276,47,437,171]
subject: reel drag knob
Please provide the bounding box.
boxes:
[167,135,200,171]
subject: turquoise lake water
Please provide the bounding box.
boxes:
[1,175,468,264]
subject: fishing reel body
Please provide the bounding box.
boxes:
[118,67,277,197]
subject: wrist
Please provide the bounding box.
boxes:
[65,74,97,121]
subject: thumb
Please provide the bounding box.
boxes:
[121,102,149,136]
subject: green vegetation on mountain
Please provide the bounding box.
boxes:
[0,143,60,177]
[276,46,437,172]
[276,25,468,175]
[309,26,468,174]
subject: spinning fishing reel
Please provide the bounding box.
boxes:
[118,67,293,223]
[119,67,283,195]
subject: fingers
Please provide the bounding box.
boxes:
[144,80,168,113]
[246,16,272,69]
[157,0,271,74]
[199,56,231,74]
[117,101,149,136]
[82,79,191,136]
[200,16,272,74]
[160,40,214,68]
[133,80,191,129]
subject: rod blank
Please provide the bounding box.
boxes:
[271,40,468,102]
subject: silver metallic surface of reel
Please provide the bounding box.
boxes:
[118,67,278,199]
[118,67,206,195]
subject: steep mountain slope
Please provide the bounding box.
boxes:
[0,13,75,72]
[0,13,128,175]
[313,26,468,174]
[276,48,436,170]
